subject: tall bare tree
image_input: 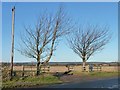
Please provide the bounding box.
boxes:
[67,24,111,71]
[18,7,71,75]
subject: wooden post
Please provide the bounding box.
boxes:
[88,65,90,72]
[47,63,50,73]
[22,65,24,77]
[10,6,15,80]
[44,65,45,73]
[97,65,98,71]
[100,65,102,71]
[68,66,69,71]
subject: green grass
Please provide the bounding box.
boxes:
[88,72,118,78]
[2,74,62,89]
[3,72,118,89]
[73,71,118,78]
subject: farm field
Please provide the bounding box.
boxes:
[1,64,119,89]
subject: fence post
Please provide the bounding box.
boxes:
[100,65,102,71]
[97,65,98,71]
[68,66,70,71]
[22,65,24,77]
[48,65,50,73]
[88,65,90,72]
[8,69,11,80]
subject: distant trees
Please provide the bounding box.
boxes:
[18,7,71,75]
[67,25,111,71]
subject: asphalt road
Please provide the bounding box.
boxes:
[47,77,119,88]
[11,77,119,90]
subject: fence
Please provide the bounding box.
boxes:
[12,65,75,77]
[93,65,102,71]
[4,64,118,78]
[12,65,50,77]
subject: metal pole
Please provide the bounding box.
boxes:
[10,6,15,79]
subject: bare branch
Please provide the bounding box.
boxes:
[17,6,72,75]
[68,24,111,64]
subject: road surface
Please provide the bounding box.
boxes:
[47,77,119,89]
[11,77,119,90]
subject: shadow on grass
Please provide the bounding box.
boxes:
[53,70,73,79]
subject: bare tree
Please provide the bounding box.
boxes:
[67,24,111,71]
[18,7,71,75]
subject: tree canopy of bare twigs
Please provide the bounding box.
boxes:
[67,24,111,71]
[18,7,72,75]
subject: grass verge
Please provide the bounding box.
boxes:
[73,71,118,78]
[2,74,62,89]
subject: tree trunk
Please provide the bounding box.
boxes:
[36,61,40,76]
[82,57,86,71]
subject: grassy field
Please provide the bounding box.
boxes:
[2,71,118,89]
[88,72,118,77]
[73,71,118,78]
[2,65,119,89]
[2,74,62,89]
